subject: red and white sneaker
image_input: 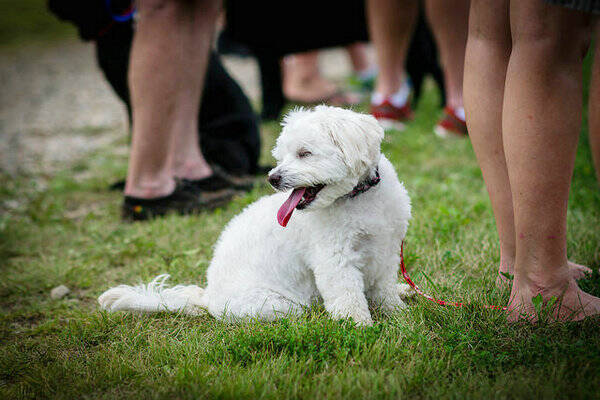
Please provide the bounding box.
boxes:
[370,99,414,131]
[434,107,468,138]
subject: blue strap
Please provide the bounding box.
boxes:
[105,0,135,22]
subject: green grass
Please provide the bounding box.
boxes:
[2,86,600,399]
[0,0,76,48]
[2,8,600,397]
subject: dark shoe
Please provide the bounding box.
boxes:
[122,182,235,222]
[109,179,126,191]
[112,167,255,193]
[181,167,254,192]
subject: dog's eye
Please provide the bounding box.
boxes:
[297,150,312,158]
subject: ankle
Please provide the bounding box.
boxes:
[513,263,572,298]
[448,106,465,122]
[498,249,516,274]
[445,96,464,117]
[173,160,212,181]
[124,175,175,199]
[356,66,377,82]
[372,78,410,106]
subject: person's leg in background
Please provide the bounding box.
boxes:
[367,0,418,130]
[425,0,470,138]
[346,42,377,91]
[346,42,372,73]
[589,22,600,185]
[282,49,363,106]
[125,0,220,200]
[283,51,335,103]
[504,0,599,320]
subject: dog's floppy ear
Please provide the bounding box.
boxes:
[321,107,384,175]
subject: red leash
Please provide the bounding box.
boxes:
[399,241,507,311]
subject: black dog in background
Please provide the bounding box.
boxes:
[406,8,446,107]
[49,0,444,173]
[48,0,261,177]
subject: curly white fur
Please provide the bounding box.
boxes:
[99,106,413,326]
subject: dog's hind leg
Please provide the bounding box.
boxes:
[214,288,305,322]
[257,291,305,321]
[396,283,416,299]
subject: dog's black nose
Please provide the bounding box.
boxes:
[268,173,282,188]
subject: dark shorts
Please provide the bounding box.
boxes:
[545,0,600,14]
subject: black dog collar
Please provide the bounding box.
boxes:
[345,167,380,199]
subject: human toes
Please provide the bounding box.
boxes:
[568,261,592,280]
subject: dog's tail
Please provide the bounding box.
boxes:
[98,274,207,315]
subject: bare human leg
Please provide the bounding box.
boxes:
[464,0,515,287]
[589,22,600,185]
[283,51,337,103]
[425,0,470,111]
[346,42,377,92]
[366,0,418,98]
[346,42,373,75]
[504,0,599,321]
[282,51,360,106]
[425,0,470,137]
[125,0,220,199]
[366,0,417,130]
[465,0,591,291]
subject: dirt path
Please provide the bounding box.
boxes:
[0,38,353,175]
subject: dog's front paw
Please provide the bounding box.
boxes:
[343,310,373,326]
[369,285,409,312]
[381,296,407,312]
[397,283,416,299]
[329,304,373,326]
[351,313,374,327]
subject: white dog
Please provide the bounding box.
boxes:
[98,105,412,326]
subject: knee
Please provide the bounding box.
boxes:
[468,29,511,58]
[512,19,591,64]
[467,3,511,56]
[467,25,511,64]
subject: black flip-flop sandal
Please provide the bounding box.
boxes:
[122,182,235,222]
[109,179,126,191]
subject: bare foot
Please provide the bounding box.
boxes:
[497,260,592,289]
[172,152,213,181]
[507,277,600,322]
[496,265,514,289]
[284,75,361,106]
[173,161,212,181]
[284,73,338,103]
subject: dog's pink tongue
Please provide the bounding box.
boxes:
[277,187,306,227]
